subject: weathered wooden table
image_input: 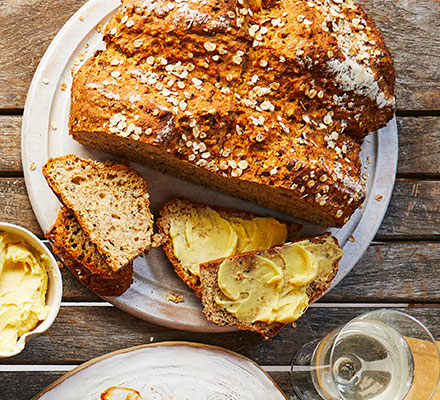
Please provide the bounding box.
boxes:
[1,1,440,398]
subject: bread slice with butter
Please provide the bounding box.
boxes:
[199,233,343,339]
[46,208,133,296]
[156,198,302,298]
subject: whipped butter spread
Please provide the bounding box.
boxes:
[0,232,50,352]
[215,236,343,324]
[169,206,288,276]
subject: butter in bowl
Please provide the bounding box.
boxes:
[0,222,62,357]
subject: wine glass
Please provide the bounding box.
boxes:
[290,309,440,400]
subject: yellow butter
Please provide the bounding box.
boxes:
[169,207,288,276]
[215,236,343,324]
[0,232,50,352]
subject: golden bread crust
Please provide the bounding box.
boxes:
[46,208,133,296]
[70,0,395,227]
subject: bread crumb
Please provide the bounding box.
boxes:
[96,25,102,33]
[42,78,49,85]
[60,82,67,91]
[57,261,64,269]
[79,16,84,21]
[166,293,184,303]
[376,194,383,201]
[51,121,57,130]
[348,235,355,242]
[29,162,36,171]
[150,233,163,248]
[149,336,154,342]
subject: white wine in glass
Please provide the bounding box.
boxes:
[291,309,440,400]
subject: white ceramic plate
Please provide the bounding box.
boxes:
[33,342,287,400]
[22,0,398,332]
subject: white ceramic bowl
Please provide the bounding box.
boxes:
[0,222,62,357]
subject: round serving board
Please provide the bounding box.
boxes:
[33,342,287,399]
[22,0,398,332]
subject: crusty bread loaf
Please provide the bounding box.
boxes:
[199,233,342,339]
[69,0,395,227]
[43,154,153,272]
[46,208,133,296]
[156,197,302,297]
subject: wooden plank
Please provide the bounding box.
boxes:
[397,117,440,176]
[0,116,21,173]
[2,116,440,175]
[0,0,87,109]
[322,242,440,302]
[0,177,42,235]
[0,0,439,110]
[356,0,440,110]
[377,179,440,239]
[0,371,65,400]
[3,177,440,239]
[1,306,439,366]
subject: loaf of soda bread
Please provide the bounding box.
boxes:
[199,233,343,339]
[69,0,395,227]
[46,208,133,296]
[156,197,302,297]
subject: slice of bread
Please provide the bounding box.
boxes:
[199,233,342,339]
[43,154,153,271]
[46,208,133,296]
[156,198,302,297]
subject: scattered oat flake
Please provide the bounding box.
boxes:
[232,55,242,64]
[166,293,184,303]
[376,194,383,201]
[134,39,143,48]
[29,162,36,171]
[204,42,216,52]
[348,235,355,242]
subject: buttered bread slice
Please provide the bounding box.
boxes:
[156,198,302,297]
[43,154,154,272]
[199,233,343,339]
